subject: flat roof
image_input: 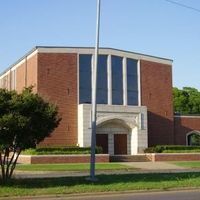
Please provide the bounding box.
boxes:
[0,46,173,77]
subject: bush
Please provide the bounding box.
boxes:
[22,146,103,155]
[144,147,156,153]
[144,145,200,153]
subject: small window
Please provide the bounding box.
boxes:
[187,132,200,146]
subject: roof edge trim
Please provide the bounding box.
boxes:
[1,46,173,77]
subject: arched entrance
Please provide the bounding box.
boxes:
[96,119,131,155]
[187,131,200,146]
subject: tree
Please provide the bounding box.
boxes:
[0,87,60,183]
[173,87,200,114]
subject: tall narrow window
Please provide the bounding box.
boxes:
[79,54,92,103]
[97,55,108,104]
[127,58,138,105]
[112,55,123,105]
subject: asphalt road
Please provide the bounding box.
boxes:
[74,190,200,200]
[12,189,200,200]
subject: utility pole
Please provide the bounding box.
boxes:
[89,0,101,181]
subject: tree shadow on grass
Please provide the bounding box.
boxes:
[1,172,200,189]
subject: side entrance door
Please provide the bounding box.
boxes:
[96,134,108,154]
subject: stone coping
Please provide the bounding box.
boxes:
[20,154,108,157]
[147,152,200,155]
[146,153,200,162]
[17,153,200,164]
[18,154,110,164]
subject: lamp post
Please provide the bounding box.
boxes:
[90,0,101,181]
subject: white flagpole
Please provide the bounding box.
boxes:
[90,0,101,181]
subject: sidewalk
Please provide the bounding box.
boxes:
[13,162,200,179]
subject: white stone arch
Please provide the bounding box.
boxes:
[96,117,137,155]
[186,130,200,146]
[78,104,148,154]
[96,118,131,135]
[97,116,137,130]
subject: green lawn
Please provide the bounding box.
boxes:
[1,172,200,197]
[16,163,135,171]
[173,161,200,168]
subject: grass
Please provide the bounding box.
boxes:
[16,163,135,171]
[173,161,200,168]
[1,172,200,197]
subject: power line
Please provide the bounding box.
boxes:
[165,0,200,13]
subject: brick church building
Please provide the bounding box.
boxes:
[1,46,200,154]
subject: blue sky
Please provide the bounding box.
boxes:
[0,0,200,89]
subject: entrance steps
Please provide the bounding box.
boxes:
[110,154,150,162]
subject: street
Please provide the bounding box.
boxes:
[11,189,200,200]
[74,190,200,200]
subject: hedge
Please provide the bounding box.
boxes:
[22,146,103,155]
[144,145,200,153]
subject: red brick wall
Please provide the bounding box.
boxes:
[148,153,200,162]
[140,60,174,146]
[174,116,200,145]
[16,63,26,92]
[7,71,11,90]
[27,54,38,92]
[16,54,38,93]
[37,53,77,146]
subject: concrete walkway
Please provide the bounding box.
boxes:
[122,161,186,170]
[13,162,200,179]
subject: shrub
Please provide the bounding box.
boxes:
[144,147,155,153]
[144,145,200,153]
[22,146,103,155]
